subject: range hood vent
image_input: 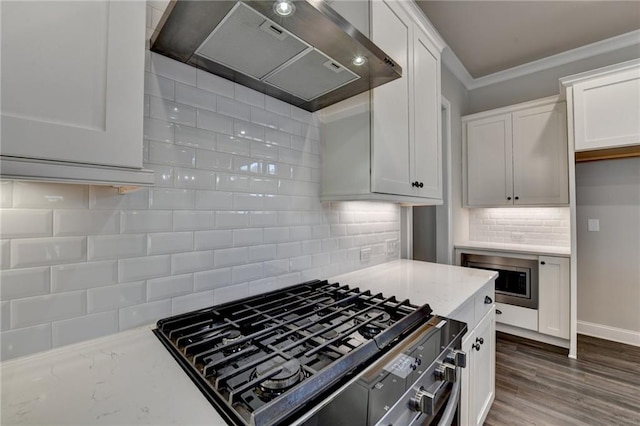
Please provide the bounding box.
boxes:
[150,0,402,112]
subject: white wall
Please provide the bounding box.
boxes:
[575,158,640,335]
[0,53,401,361]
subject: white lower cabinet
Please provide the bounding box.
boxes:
[460,308,496,426]
[538,256,570,339]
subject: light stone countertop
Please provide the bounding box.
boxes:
[1,260,495,425]
[455,241,571,257]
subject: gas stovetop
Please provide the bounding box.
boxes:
[154,280,433,426]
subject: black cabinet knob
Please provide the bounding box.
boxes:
[496,309,502,315]
[540,261,546,265]
[411,181,416,187]
[472,343,481,351]
[476,337,484,345]
[515,196,520,200]
[484,296,493,304]
[507,196,512,201]
[418,182,424,188]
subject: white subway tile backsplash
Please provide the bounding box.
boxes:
[143,118,175,143]
[175,125,216,151]
[1,324,51,361]
[52,311,118,348]
[213,283,249,305]
[144,72,175,100]
[151,52,196,86]
[150,188,196,210]
[0,52,404,359]
[1,301,9,331]
[0,209,52,238]
[89,234,147,260]
[248,244,276,262]
[194,268,232,292]
[119,255,171,282]
[194,230,233,251]
[147,274,193,301]
[121,210,172,234]
[232,263,263,284]
[174,168,216,190]
[197,150,233,172]
[217,135,251,156]
[11,291,86,329]
[89,186,149,210]
[214,247,248,268]
[1,181,13,208]
[175,83,216,111]
[265,97,290,117]
[0,267,50,300]
[235,120,265,142]
[196,109,234,135]
[217,96,251,121]
[148,141,196,167]
[235,84,265,108]
[150,97,197,127]
[172,291,215,315]
[119,299,171,330]
[196,69,234,98]
[195,190,233,210]
[11,237,86,268]
[172,251,213,274]
[148,231,194,254]
[87,281,145,313]
[53,210,119,236]
[13,182,88,209]
[51,261,117,292]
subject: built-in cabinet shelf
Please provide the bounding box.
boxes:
[321,0,444,204]
[0,0,153,186]
[562,58,640,153]
[463,96,569,207]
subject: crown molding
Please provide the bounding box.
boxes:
[441,29,640,91]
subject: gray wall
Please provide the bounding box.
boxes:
[576,158,640,333]
[468,44,640,114]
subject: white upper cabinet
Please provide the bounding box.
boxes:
[562,59,640,153]
[464,96,569,207]
[322,0,444,204]
[0,1,152,185]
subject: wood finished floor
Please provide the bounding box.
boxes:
[485,332,640,426]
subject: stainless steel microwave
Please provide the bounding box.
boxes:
[461,254,538,310]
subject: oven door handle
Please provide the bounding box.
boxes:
[437,368,461,426]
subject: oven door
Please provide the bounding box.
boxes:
[295,317,467,426]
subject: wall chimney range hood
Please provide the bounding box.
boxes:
[150,0,402,112]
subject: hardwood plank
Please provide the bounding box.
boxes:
[485,332,640,425]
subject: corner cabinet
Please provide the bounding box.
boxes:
[463,96,569,207]
[321,0,443,204]
[0,1,153,186]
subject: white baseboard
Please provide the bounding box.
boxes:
[496,323,570,349]
[577,321,640,347]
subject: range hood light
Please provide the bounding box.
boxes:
[274,0,295,17]
[352,55,367,66]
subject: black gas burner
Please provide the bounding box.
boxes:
[154,279,432,426]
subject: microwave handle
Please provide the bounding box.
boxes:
[436,368,461,426]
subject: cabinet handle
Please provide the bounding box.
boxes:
[540,261,546,265]
[515,196,520,200]
[476,337,484,345]
[507,196,512,201]
[484,296,493,304]
[472,343,481,351]
[419,182,424,188]
[496,309,502,315]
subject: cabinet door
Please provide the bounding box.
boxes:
[538,256,570,339]
[412,26,442,199]
[371,0,412,196]
[469,308,496,426]
[1,1,145,169]
[465,114,513,206]
[512,103,569,205]
[573,66,640,151]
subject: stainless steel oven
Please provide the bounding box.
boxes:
[461,254,538,309]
